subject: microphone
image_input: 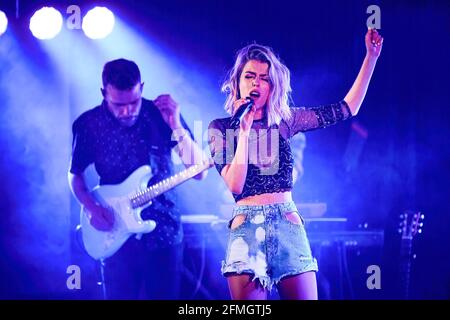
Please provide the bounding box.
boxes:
[230,97,254,128]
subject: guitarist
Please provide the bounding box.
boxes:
[68,58,207,299]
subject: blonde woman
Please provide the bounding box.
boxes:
[208,29,383,300]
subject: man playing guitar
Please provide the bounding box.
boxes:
[68,58,207,299]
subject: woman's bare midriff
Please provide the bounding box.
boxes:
[236,191,292,206]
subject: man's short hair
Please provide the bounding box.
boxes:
[102,58,141,90]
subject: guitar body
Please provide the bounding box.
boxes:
[80,165,156,260]
[79,160,213,260]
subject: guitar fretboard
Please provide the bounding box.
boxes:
[130,162,211,208]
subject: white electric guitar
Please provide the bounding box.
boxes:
[80,160,213,260]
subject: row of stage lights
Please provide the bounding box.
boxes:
[0,6,115,40]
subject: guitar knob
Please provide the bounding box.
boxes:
[418,229,422,234]
[398,228,402,234]
[420,214,425,220]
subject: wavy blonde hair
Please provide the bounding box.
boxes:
[221,44,292,126]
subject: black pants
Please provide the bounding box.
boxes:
[101,237,183,300]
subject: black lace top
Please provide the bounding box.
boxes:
[208,100,352,202]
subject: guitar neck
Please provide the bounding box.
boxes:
[397,210,424,300]
[131,163,210,208]
[399,238,413,299]
[400,237,413,256]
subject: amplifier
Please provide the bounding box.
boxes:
[181,215,384,249]
[308,230,384,248]
[181,215,384,300]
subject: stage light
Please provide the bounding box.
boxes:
[29,7,63,40]
[82,7,115,39]
[0,10,7,36]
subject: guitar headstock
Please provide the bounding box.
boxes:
[398,210,424,240]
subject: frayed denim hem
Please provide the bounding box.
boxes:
[221,260,319,291]
[271,263,319,288]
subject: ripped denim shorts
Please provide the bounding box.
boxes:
[221,201,318,290]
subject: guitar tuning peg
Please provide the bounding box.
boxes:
[418,229,422,234]
[420,214,425,220]
[419,223,423,227]
[398,228,402,234]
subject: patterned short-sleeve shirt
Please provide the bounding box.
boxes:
[70,98,193,249]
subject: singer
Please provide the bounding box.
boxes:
[208,29,383,300]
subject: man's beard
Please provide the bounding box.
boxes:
[118,116,138,127]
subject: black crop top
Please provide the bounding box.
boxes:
[208,100,352,202]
